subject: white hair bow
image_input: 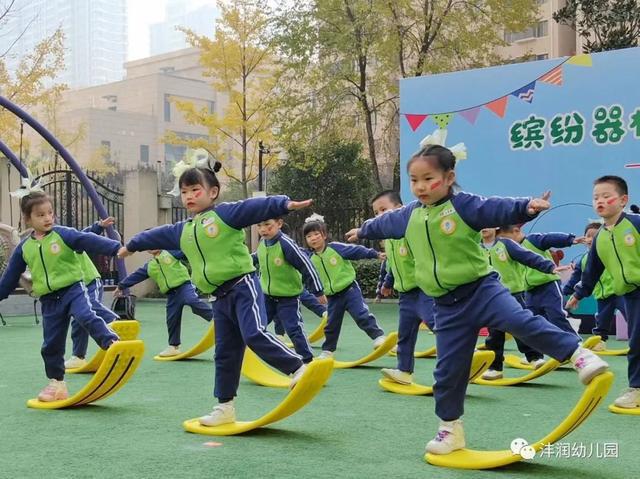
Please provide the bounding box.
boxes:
[168,148,215,196]
[419,128,467,161]
[304,213,325,224]
[9,168,44,199]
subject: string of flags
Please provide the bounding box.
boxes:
[402,53,593,131]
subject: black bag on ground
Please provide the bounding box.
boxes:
[111,295,136,320]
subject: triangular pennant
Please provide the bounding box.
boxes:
[567,54,592,67]
[539,65,563,86]
[459,107,481,125]
[431,113,453,129]
[511,81,537,103]
[485,96,509,118]
[404,114,428,131]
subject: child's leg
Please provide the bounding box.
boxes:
[71,279,118,358]
[526,282,578,336]
[212,299,245,401]
[180,282,214,322]
[322,296,346,352]
[40,298,71,380]
[67,283,118,349]
[623,291,640,388]
[264,295,278,326]
[274,316,285,336]
[233,275,302,374]
[396,289,422,373]
[511,292,543,362]
[300,289,327,318]
[484,328,506,371]
[344,283,384,340]
[417,291,436,330]
[165,291,183,346]
[593,297,618,341]
[278,297,314,363]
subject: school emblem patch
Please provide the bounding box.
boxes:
[624,233,636,246]
[163,255,173,264]
[204,223,219,238]
[398,245,408,257]
[440,217,457,235]
[50,242,61,255]
[274,257,284,266]
[329,257,338,266]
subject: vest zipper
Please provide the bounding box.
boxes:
[155,258,170,291]
[423,212,446,292]
[193,222,217,288]
[319,254,333,293]
[265,247,272,295]
[389,242,405,291]
[610,231,638,287]
[38,244,53,292]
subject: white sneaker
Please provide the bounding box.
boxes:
[158,345,181,357]
[64,356,87,369]
[613,388,640,408]
[592,340,607,352]
[519,356,531,366]
[318,350,334,359]
[199,401,236,427]
[381,368,413,384]
[571,347,609,385]
[290,364,307,389]
[425,419,466,455]
[481,369,503,380]
[532,358,546,369]
[373,335,387,349]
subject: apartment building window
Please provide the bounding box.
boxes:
[505,20,549,43]
[101,140,111,160]
[209,101,215,114]
[140,144,149,164]
[164,94,171,122]
[536,53,549,60]
[535,21,548,38]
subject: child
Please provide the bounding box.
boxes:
[371,190,435,384]
[482,226,568,379]
[272,289,328,341]
[115,249,213,357]
[567,176,640,409]
[346,134,608,454]
[66,217,121,369]
[255,217,326,363]
[480,228,496,251]
[0,191,120,401]
[563,222,626,352]
[497,224,584,337]
[118,160,310,426]
[303,216,387,358]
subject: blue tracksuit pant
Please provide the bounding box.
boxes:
[274,289,326,335]
[397,288,435,373]
[622,289,640,387]
[163,281,213,346]
[41,281,119,380]
[594,295,627,341]
[525,281,578,336]
[212,273,303,401]
[265,295,313,363]
[434,274,579,421]
[321,282,384,352]
[485,292,544,371]
[70,279,119,358]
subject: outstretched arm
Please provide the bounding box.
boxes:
[55,226,120,257]
[0,245,28,301]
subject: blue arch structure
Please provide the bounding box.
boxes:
[0,95,128,281]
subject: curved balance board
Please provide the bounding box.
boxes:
[285,314,328,348]
[66,320,141,374]
[154,323,215,361]
[27,340,145,409]
[333,332,398,369]
[474,358,560,387]
[583,335,630,356]
[582,335,604,350]
[505,336,603,371]
[608,404,640,415]
[414,346,437,358]
[476,333,513,351]
[379,351,495,396]
[183,358,334,436]
[426,371,614,469]
[240,348,292,388]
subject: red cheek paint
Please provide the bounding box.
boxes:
[194,190,203,198]
[430,181,443,191]
[607,198,617,205]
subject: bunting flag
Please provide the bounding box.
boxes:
[511,81,537,103]
[567,54,592,67]
[539,65,563,86]
[485,96,509,118]
[459,107,481,125]
[432,113,453,129]
[404,114,428,131]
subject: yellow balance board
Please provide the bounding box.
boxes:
[584,335,630,356]
[183,358,334,435]
[426,371,614,469]
[154,323,214,361]
[66,320,141,374]
[333,332,398,369]
[286,314,328,347]
[28,340,145,409]
[477,333,513,351]
[240,348,292,388]
[378,351,494,396]
[474,358,560,387]
[414,346,437,358]
[608,404,640,415]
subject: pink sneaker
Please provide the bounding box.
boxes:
[37,379,69,402]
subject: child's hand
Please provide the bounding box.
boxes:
[527,191,552,215]
[381,285,392,297]
[377,252,386,261]
[573,236,588,245]
[553,264,573,274]
[113,287,123,298]
[99,217,116,228]
[565,295,580,310]
[345,228,359,243]
[317,294,328,305]
[374,296,382,303]
[117,246,132,259]
[287,199,313,211]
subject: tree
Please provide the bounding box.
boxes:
[553,0,640,52]
[163,0,283,199]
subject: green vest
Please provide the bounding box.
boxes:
[384,238,417,292]
[311,246,355,295]
[257,240,303,297]
[78,252,101,284]
[594,217,640,296]
[404,201,492,297]
[490,241,526,294]
[179,210,255,294]
[147,250,191,294]
[580,253,614,300]
[21,231,83,297]
[521,238,560,290]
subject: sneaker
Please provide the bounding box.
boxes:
[481,369,503,380]
[158,345,181,357]
[64,356,87,369]
[199,401,236,427]
[425,419,466,455]
[613,388,640,408]
[37,379,69,402]
[318,350,334,359]
[571,347,609,385]
[290,364,307,389]
[532,358,546,370]
[381,368,413,384]
[592,340,607,352]
[520,356,531,366]
[373,335,387,349]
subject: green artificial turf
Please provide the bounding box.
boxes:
[0,301,634,479]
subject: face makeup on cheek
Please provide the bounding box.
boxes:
[430,180,442,191]
[606,197,618,205]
